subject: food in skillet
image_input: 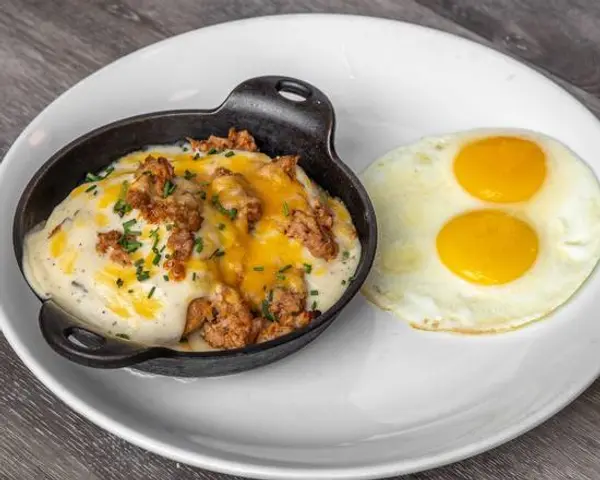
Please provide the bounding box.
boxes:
[23,129,360,350]
[361,129,600,333]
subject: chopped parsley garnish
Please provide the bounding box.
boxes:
[211,194,238,220]
[84,166,114,183]
[122,219,137,231]
[85,184,97,193]
[163,275,169,282]
[310,290,319,296]
[207,147,218,155]
[149,227,160,249]
[119,238,142,253]
[341,279,347,285]
[134,259,150,282]
[147,286,156,299]
[261,297,277,322]
[114,199,132,217]
[348,274,356,283]
[118,219,142,252]
[149,228,161,265]
[182,147,188,152]
[209,248,225,259]
[128,289,134,294]
[283,201,290,217]
[311,301,318,311]
[136,269,150,282]
[199,191,207,200]
[192,272,197,281]
[163,179,176,197]
[303,263,312,274]
[278,264,292,273]
[116,278,124,288]
[342,250,350,261]
[124,226,141,237]
[253,266,264,272]
[166,224,173,231]
[193,153,200,160]
[218,223,226,230]
[119,223,142,253]
[224,151,235,157]
[113,181,132,217]
[119,180,130,196]
[276,273,286,281]
[85,172,102,183]
[115,333,130,340]
[194,237,203,253]
[184,169,197,180]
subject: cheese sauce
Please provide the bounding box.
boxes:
[23,143,360,349]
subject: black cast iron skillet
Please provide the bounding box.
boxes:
[13,75,377,377]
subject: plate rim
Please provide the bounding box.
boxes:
[1,13,600,479]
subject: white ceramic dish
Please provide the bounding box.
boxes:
[2,14,600,480]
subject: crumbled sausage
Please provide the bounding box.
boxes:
[135,155,175,194]
[313,200,334,230]
[183,298,214,337]
[164,227,195,280]
[256,323,295,343]
[272,155,299,180]
[256,312,316,343]
[166,227,195,261]
[125,156,204,280]
[200,285,258,349]
[258,155,299,183]
[96,230,131,266]
[286,209,338,260]
[212,168,262,230]
[268,286,306,322]
[127,157,203,231]
[256,283,316,343]
[188,128,258,153]
[230,129,258,152]
[164,259,186,282]
[96,230,121,254]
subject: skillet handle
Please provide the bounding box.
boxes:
[222,75,336,150]
[39,300,167,368]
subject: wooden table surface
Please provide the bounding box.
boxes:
[2,1,600,479]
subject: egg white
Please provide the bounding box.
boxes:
[361,128,600,333]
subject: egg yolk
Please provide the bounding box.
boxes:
[436,209,538,285]
[454,136,546,203]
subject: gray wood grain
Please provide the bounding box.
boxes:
[2,0,600,479]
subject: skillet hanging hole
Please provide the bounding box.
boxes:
[276,79,312,102]
[65,327,106,351]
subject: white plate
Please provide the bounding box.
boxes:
[2,14,600,480]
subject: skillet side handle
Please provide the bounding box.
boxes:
[221,75,336,150]
[39,301,168,369]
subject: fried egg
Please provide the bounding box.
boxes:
[361,129,600,333]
